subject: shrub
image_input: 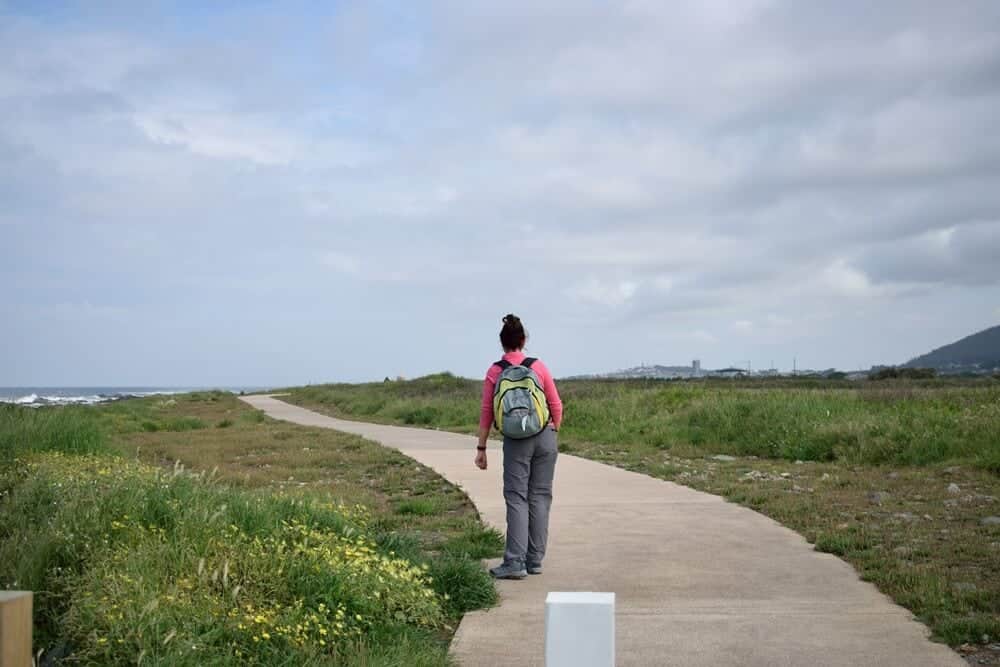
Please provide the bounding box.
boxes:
[241,410,267,425]
[869,367,937,380]
[0,454,446,663]
[977,447,1000,474]
[426,555,498,616]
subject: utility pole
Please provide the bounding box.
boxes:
[793,357,797,376]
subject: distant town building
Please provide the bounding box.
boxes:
[711,368,747,379]
[692,360,701,376]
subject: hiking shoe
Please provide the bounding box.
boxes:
[489,561,527,579]
[526,562,543,575]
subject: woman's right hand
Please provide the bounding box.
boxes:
[475,449,488,470]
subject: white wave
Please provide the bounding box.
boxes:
[2,388,252,407]
[41,395,104,405]
[3,392,122,406]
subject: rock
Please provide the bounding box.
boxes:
[821,473,831,481]
[893,512,918,522]
[892,546,911,556]
[981,516,1000,526]
[944,499,959,507]
[867,491,889,505]
[923,514,933,521]
[710,455,737,462]
[944,466,961,474]
[888,471,899,479]
[742,470,776,482]
[795,460,804,465]
[952,582,978,593]
[948,483,961,494]
[780,472,791,479]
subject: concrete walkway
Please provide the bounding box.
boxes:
[241,395,963,667]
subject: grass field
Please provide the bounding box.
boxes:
[285,375,1000,651]
[0,392,502,665]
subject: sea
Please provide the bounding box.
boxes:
[0,387,272,407]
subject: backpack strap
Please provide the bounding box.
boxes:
[523,357,537,367]
[494,360,512,370]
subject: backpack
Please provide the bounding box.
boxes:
[492,358,550,439]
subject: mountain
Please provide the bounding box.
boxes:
[903,325,1000,371]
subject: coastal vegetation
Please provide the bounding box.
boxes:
[286,375,1000,648]
[0,393,501,665]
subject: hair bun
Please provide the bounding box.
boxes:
[499,313,526,350]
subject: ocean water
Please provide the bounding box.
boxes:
[0,387,269,407]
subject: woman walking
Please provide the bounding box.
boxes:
[476,314,563,579]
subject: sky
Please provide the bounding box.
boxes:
[3,1,1000,386]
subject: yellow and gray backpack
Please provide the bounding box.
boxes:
[492,358,550,439]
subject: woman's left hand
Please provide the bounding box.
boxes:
[475,449,488,470]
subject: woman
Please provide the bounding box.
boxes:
[476,314,563,579]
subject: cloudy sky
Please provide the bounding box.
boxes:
[3,1,1000,386]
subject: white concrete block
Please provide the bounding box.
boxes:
[545,592,615,667]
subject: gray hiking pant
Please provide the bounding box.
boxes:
[502,425,558,565]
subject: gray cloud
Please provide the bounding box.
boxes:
[858,221,1000,286]
[2,1,1000,385]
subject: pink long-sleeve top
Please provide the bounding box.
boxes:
[480,350,563,432]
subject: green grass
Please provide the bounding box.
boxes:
[440,525,505,560]
[285,374,1000,648]
[0,394,501,665]
[395,498,444,517]
[1,405,108,461]
[290,373,475,432]
[288,376,1000,471]
[1,455,445,664]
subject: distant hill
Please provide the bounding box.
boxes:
[903,325,1000,371]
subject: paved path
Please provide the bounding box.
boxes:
[241,395,962,667]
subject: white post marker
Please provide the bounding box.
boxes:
[545,592,615,667]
